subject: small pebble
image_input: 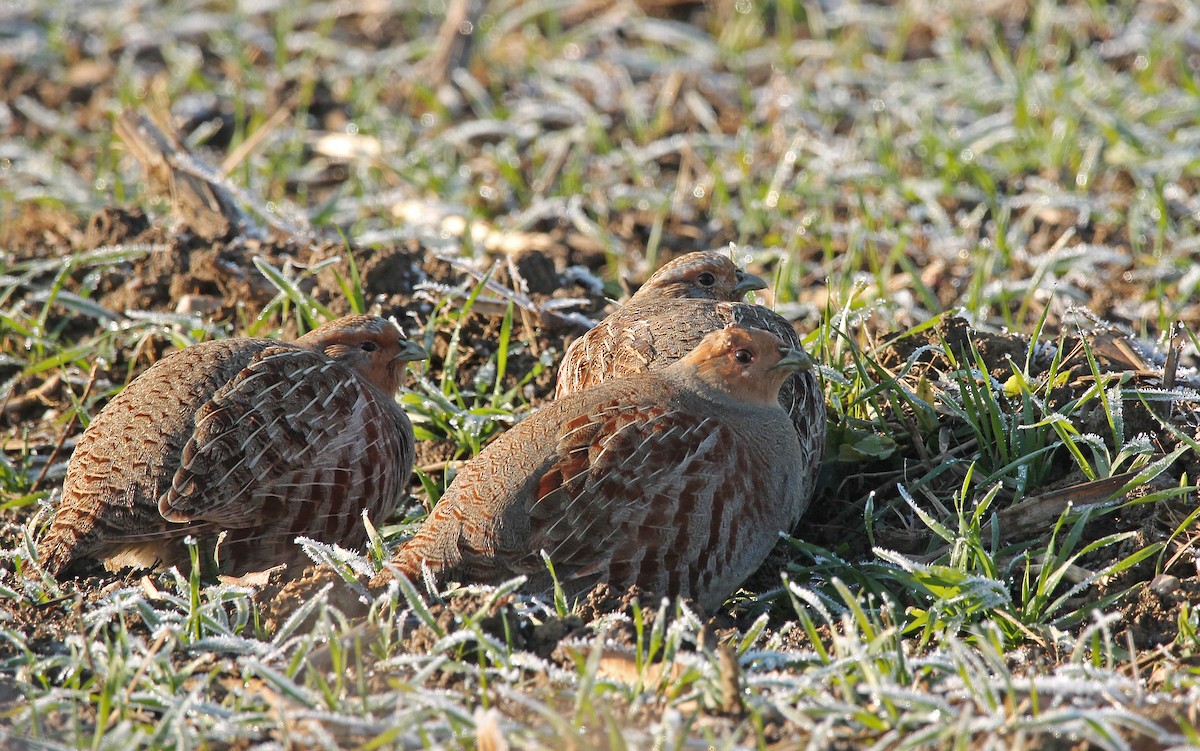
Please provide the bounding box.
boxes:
[1149,574,1180,596]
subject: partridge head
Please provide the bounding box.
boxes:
[295,314,424,397]
[630,250,768,301]
[681,324,814,405]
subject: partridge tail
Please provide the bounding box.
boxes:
[35,523,83,578]
[369,545,426,589]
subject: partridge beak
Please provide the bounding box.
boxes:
[733,270,768,296]
[394,339,429,363]
[772,345,813,373]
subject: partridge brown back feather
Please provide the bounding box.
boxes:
[38,315,423,577]
[556,252,826,522]
[386,326,808,612]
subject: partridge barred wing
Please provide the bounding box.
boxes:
[160,346,407,546]
[555,320,615,398]
[37,340,275,574]
[528,403,760,605]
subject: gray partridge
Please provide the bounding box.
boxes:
[556,250,826,520]
[382,325,812,612]
[37,315,427,578]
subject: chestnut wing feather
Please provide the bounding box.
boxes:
[517,403,734,597]
[159,346,369,527]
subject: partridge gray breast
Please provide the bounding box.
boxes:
[383,325,810,613]
[37,315,426,577]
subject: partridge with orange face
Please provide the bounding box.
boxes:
[556,251,825,521]
[38,315,427,577]
[383,325,811,612]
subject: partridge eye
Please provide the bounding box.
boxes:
[734,348,754,364]
[360,341,378,352]
[697,272,716,287]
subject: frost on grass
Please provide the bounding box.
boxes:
[5,557,1196,749]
